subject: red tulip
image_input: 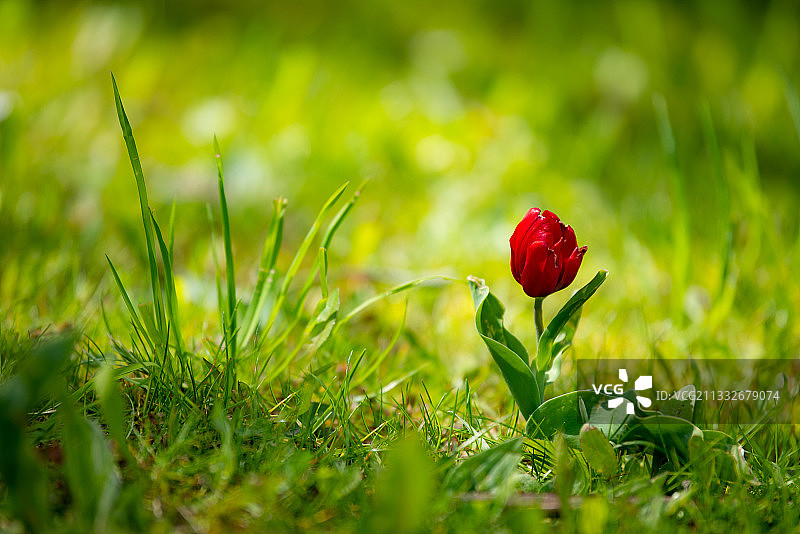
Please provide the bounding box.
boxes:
[510,208,587,298]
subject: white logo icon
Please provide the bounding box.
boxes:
[607,369,652,414]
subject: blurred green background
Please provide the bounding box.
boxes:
[1,0,799,388]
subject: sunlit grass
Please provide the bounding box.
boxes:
[2,1,800,532]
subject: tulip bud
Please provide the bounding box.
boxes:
[510,208,587,298]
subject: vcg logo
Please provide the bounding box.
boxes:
[591,369,652,414]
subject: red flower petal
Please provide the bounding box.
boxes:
[535,211,564,248]
[522,242,562,297]
[555,245,587,291]
[561,224,577,252]
[510,208,541,279]
[518,241,546,297]
[551,237,566,270]
[510,208,587,298]
[510,208,541,253]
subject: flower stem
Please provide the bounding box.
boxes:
[534,297,544,341]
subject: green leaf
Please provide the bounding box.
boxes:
[582,390,642,442]
[550,306,581,363]
[537,306,581,394]
[469,278,529,364]
[443,437,523,492]
[469,276,540,419]
[544,353,564,387]
[526,388,701,458]
[619,414,703,458]
[660,384,695,420]
[526,390,603,445]
[580,424,618,477]
[536,270,607,371]
[688,430,747,486]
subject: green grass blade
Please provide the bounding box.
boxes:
[112,74,166,339]
[214,136,237,362]
[263,287,340,382]
[321,181,364,250]
[337,275,455,328]
[261,182,349,339]
[239,197,287,349]
[105,255,153,354]
[151,213,185,354]
[293,182,365,315]
[318,247,329,300]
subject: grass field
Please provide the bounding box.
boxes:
[2,1,800,532]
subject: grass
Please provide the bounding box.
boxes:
[2,1,800,532]
[1,81,798,533]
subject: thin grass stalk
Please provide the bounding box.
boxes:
[239,198,287,349]
[293,183,364,315]
[112,75,167,342]
[259,183,349,342]
[214,137,237,369]
[152,214,185,354]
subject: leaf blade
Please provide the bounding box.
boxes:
[469,277,540,419]
[214,136,237,363]
[536,270,607,371]
[112,74,166,339]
